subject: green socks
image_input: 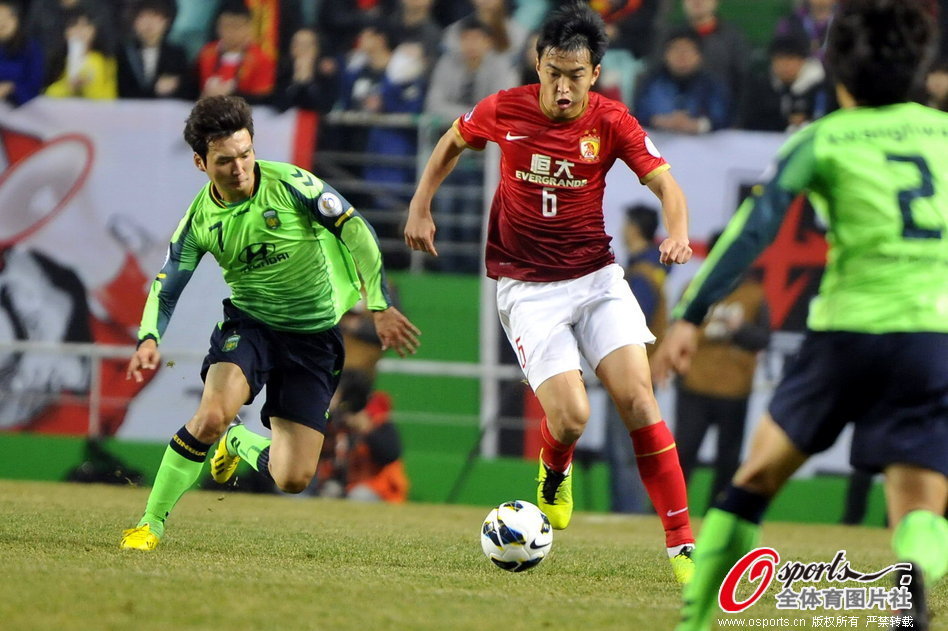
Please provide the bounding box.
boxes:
[893,509,948,586]
[138,427,212,539]
[227,424,272,475]
[677,509,761,631]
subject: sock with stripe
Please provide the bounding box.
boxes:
[631,421,694,547]
[138,426,212,538]
[539,416,575,473]
[677,485,769,631]
[227,424,273,480]
[892,509,948,586]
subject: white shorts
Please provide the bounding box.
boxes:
[496,263,655,391]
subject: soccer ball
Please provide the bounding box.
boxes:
[480,500,553,572]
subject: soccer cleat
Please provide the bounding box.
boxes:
[891,565,927,631]
[670,545,696,585]
[210,420,242,484]
[120,524,160,551]
[536,452,573,530]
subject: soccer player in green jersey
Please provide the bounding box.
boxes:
[652,1,947,629]
[119,96,420,551]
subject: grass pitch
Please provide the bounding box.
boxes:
[0,480,944,631]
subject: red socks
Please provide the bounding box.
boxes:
[539,416,575,473]
[631,421,694,548]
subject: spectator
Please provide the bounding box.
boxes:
[634,28,730,134]
[516,30,538,85]
[317,0,395,58]
[272,26,339,114]
[320,370,410,504]
[117,0,191,99]
[195,0,275,102]
[775,0,838,61]
[672,233,770,507]
[388,0,442,72]
[925,58,948,111]
[425,16,518,122]
[679,0,750,105]
[442,0,527,64]
[0,0,44,106]
[604,204,668,513]
[589,0,661,60]
[739,34,831,132]
[44,7,117,99]
[165,0,220,62]
[425,16,517,272]
[27,0,115,72]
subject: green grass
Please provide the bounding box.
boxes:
[0,480,943,631]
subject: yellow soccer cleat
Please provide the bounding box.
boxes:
[536,451,573,530]
[120,524,160,551]
[210,424,241,484]
[670,545,696,585]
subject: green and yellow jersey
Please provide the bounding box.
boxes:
[674,102,948,333]
[138,160,391,343]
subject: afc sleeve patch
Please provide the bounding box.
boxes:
[317,192,344,218]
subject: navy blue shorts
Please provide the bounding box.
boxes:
[768,331,948,476]
[201,300,345,433]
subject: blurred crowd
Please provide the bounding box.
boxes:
[1,0,945,123]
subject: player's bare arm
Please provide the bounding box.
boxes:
[646,170,692,265]
[372,307,421,357]
[127,338,161,383]
[405,128,468,256]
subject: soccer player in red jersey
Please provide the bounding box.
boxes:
[405,2,696,583]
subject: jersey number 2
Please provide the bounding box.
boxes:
[885,154,941,239]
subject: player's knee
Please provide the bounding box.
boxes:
[732,466,782,497]
[273,471,314,494]
[189,407,231,443]
[546,403,590,443]
[612,384,659,427]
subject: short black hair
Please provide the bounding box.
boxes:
[218,0,251,18]
[458,15,492,37]
[625,204,659,241]
[768,34,809,59]
[664,26,702,52]
[131,0,175,19]
[335,370,374,415]
[826,0,936,106]
[183,96,254,160]
[536,1,608,68]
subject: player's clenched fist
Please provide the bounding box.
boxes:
[659,237,692,265]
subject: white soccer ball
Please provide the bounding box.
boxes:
[480,500,553,572]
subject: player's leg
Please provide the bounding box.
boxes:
[677,414,808,631]
[885,465,947,631]
[121,362,249,550]
[496,275,585,530]
[267,417,325,493]
[534,370,589,529]
[596,345,695,582]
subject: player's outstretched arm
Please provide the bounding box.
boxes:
[646,170,692,265]
[405,128,468,256]
[127,339,161,383]
[372,307,421,357]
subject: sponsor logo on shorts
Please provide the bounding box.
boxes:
[223,334,240,352]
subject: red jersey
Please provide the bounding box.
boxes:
[455,84,669,282]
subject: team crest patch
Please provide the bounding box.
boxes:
[222,334,240,352]
[317,192,344,218]
[579,132,600,162]
[262,209,281,229]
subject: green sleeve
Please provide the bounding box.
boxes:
[281,177,393,311]
[137,213,205,344]
[673,127,819,325]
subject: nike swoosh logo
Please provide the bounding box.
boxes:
[529,540,550,550]
[666,507,689,517]
[505,132,529,141]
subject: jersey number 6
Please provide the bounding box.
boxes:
[542,187,558,217]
